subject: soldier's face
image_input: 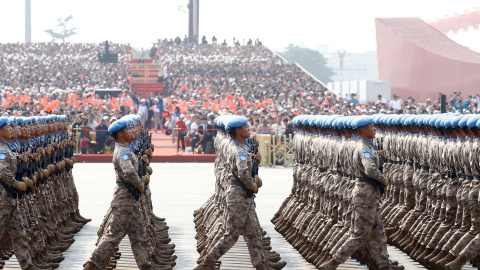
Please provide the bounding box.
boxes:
[363,123,376,140]
[1,125,11,140]
[237,124,250,139]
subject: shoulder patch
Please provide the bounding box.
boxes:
[0,150,6,154]
[362,149,372,153]
[122,154,130,161]
[0,153,6,160]
[364,152,371,158]
[238,151,247,161]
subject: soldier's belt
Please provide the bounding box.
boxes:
[116,176,140,201]
[231,172,254,198]
[357,176,385,195]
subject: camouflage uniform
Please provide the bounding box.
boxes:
[0,140,33,270]
[205,140,265,266]
[332,138,389,268]
[88,143,151,269]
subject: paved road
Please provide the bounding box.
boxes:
[3,162,469,269]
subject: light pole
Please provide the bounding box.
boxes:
[25,0,31,42]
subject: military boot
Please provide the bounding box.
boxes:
[268,260,287,269]
[193,256,216,270]
[318,258,341,270]
[83,262,100,270]
[445,256,469,270]
[255,262,272,270]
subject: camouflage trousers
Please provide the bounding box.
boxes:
[0,205,33,270]
[207,186,265,267]
[333,182,389,268]
[89,205,151,269]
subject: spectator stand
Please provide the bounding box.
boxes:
[265,46,338,97]
[130,59,165,98]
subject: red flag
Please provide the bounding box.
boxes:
[263,95,267,101]
[111,103,119,110]
[2,101,8,108]
[204,88,211,94]
[226,94,234,101]
[322,99,329,106]
[7,93,17,102]
[203,102,209,109]
[298,102,302,109]
[360,104,366,109]
[150,105,155,110]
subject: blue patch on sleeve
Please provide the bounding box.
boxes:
[362,149,372,153]
[122,154,130,160]
[0,154,6,160]
[238,151,247,161]
[0,150,6,154]
[364,152,371,158]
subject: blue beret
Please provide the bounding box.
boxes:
[7,117,15,125]
[428,115,441,126]
[345,117,355,128]
[225,116,247,131]
[308,116,317,126]
[353,116,373,129]
[0,117,8,128]
[108,119,129,133]
[467,115,480,128]
[332,116,344,128]
[386,115,394,126]
[23,117,31,125]
[292,116,301,127]
[450,116,463,128]
[313,116,322,127]
[458,115,473,127]
[434,117,444,128]
[416,115,427,125]
[442,117,453,128]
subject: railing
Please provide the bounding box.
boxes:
[69,126,113,155]
[130,63,162,83]
[256,133,295,167]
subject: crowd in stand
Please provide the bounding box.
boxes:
[1,39,480,154]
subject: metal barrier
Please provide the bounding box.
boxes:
[255,134,294,167]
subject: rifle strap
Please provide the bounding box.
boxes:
[117,175,140,201]
[231,171,254,198]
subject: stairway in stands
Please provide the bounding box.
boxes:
[130,59,165,97]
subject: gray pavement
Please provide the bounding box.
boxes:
[2,163,471,269]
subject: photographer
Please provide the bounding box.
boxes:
[449,91,462,106]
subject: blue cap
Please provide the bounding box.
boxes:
[434,117,444,128]
[450,115,463,128]
[353,116,373,129]
[0,118,8,128]
[225,116,247,131]
[346,117,356,128]
[108,119,129,133]
[7,117,15,126]
[459,114,474,127]
[308,116,317,126]
[467,114,480,128]
[442,117,453,128]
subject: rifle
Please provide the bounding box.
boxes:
[247,137,260,178]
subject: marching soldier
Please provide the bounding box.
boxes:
[193,116,285,270]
